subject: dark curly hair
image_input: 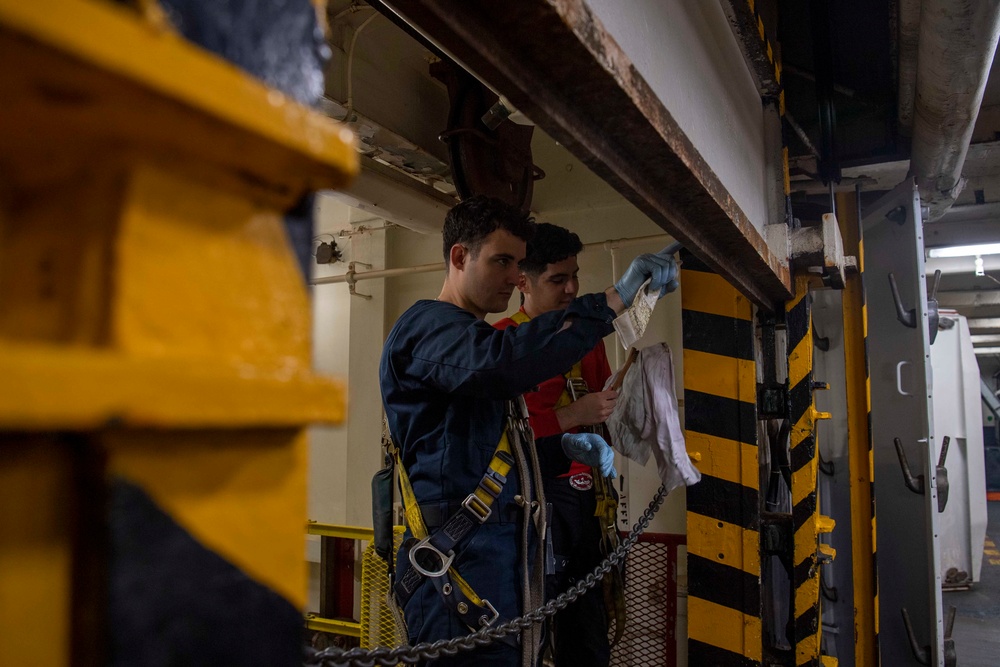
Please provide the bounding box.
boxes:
[519,223,583,276]
[442,195,535,266]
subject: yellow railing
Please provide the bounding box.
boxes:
[304,522,373,638]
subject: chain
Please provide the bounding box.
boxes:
[304,484,669,667]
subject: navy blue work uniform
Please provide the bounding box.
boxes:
[379,295,615,666]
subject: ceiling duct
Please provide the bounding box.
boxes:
[908,0,1000,220]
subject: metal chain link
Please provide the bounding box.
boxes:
[304,484,669,667]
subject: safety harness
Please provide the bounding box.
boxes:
[393,429,517,636]
[510,309,628,646]
[391,394,549,667]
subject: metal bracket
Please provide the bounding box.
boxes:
[345,261,373,300]
[893,436,951,512]
[757,382,788,418]
[761,516,793,556]
[789,212,856,288]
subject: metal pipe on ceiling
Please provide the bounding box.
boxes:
[311,233,672,285]
[909,0,1000,220]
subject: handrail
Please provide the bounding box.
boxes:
[305,614,361,638]
[304,522,375,640]
[307,521,374,541]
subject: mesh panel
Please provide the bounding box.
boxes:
[610,539,676,667]
[359,526,408,653]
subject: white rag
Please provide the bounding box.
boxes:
[605,343,701,492]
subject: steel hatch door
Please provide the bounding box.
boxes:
[863,178,944,666]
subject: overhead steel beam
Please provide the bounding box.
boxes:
[379,0,792,308]
[937,290,1000,307]
[968,318,1000,330]
[925,216,1000,249]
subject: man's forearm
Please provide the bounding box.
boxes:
[604,286,625,315]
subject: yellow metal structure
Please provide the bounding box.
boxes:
[786,276,834,666]
[306,614,364,638]
[308,521,377,543]
[835,191,879,666]
[682,257,762,666]
[303,523,406,648]
[0,0,357,663]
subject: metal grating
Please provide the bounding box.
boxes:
[610,534,681,667]
[359,527,407,654]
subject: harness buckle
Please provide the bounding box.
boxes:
[478,598,500,627]
[408,537,454,578]
[461,492,492,523]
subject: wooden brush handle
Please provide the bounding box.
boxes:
[610,347,639,392]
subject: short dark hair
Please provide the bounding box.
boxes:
[519,223,583,276]
[442,195,536,263]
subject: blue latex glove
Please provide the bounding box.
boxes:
[614,247,680,307]
[561,432,618,479]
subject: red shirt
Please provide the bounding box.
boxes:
[495,308,613,476]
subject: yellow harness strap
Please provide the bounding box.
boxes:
[508,310,626,644]
[510,310,581,409]
[395,431,514,607]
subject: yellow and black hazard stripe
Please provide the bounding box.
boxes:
[785,276,835,667]
[682,253,762,667]
[835,190,879,665]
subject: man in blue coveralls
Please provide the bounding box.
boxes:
[379,195,678,666]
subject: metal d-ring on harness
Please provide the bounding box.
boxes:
[392,415,520,641]
[304,483,669,667]
[388,395,549,665]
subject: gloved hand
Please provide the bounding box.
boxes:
[614,247,680,307]
[561,432,618,479]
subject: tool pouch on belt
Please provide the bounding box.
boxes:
[373,419,399,562]
[371,455,396,561]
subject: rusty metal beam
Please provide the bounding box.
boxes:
[719,0,782,99]
[380,0,792,307]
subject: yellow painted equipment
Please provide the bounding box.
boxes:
[835,191,879,666]
[0,0,357,663]
[681,256,763,666]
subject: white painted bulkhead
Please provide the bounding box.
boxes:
[584,0,771,233]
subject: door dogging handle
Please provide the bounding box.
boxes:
[888,272,917,328]
[928,270,942,344]
[893,436,951,512]
[901,607,930,665]
[901,606,958,667]
[887,270,943,343]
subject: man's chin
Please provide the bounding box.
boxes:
[487,296,513,313]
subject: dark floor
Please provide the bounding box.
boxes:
[946,500,1000,666]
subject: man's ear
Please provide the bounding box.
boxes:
[517,272,530,294]
[449,244,467,271]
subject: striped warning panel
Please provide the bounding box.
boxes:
[682,253,762,667]
[786,276,834,667]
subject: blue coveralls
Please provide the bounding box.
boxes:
[379,295,615,666]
